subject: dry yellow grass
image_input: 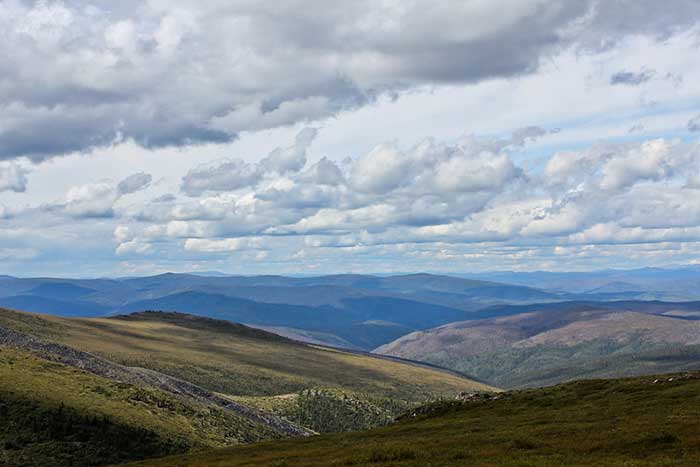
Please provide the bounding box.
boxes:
[0,309,494,401]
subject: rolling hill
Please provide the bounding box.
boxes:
[110,291,473,350]
[0,347,289,467]
[123,371,700,466]
[0,308,491,400]
[0,307,493,465]
[376,301,700,388]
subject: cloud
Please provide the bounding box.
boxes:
[6,124,700,275]
[0,247,38,260]
[628,122,645,133]
[89,127,698,267]
[113,225,132,243]
[350,138,521,196]
[598,139,677,190]
[209,97,332,135]
[181,159,263,196]
[184,237,263,252]
[117,172,152,195]
[260,127,317,174]
[0,205,12,219]
[2,1,699,161]
[298,158,345,186]
[5,98,700,275]
[568,223,700,245]
[0,161,29,193]
[115,239,152,256]
[688,114,700,132]
[180,127,317,196]
[543,138,694,192]
[351,144,413,194]
[57,174,154,219]
[113,224,153,256]
[429,152,520,193]
[610,69,655,85]
[499,126,551,148]
[63,182,117,218]
[123,129,537,250]
[152,194,176,203]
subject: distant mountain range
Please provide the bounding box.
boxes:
[1,270,699,351]
[457,265,700,300]
[0,272,563,349]
[3,270,700,388]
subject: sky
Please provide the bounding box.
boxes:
[1,1,700,277]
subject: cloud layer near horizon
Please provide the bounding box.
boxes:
[130,131,700,249]
[2,127,700,274]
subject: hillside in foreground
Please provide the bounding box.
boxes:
[0,347,287,467]
[125,371,700,466]
[0,307,492,465]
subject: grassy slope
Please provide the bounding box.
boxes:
[453,342,700,389]
[0,308,493,465]
[0,309,491,401]
[125,372,700,467]
[377,308,700,389]
[0,348,281,467]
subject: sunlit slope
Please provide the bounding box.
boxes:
[0,348,283,467]
[0,309,493,401]
[125,372,700,467]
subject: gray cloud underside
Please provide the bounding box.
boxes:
[6,171,155,221]
[2,0,700,161]
[688,114,700,133]
[610,69,655,85]
[0,161,29,193]
[118,172,152,195]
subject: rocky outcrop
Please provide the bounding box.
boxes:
[0,324,313,438]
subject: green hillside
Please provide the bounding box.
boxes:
[0,307,493,465]
[377,307,700,388]
[452,341,700,389]
[125,371,700,466]
[0,348,282,467]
